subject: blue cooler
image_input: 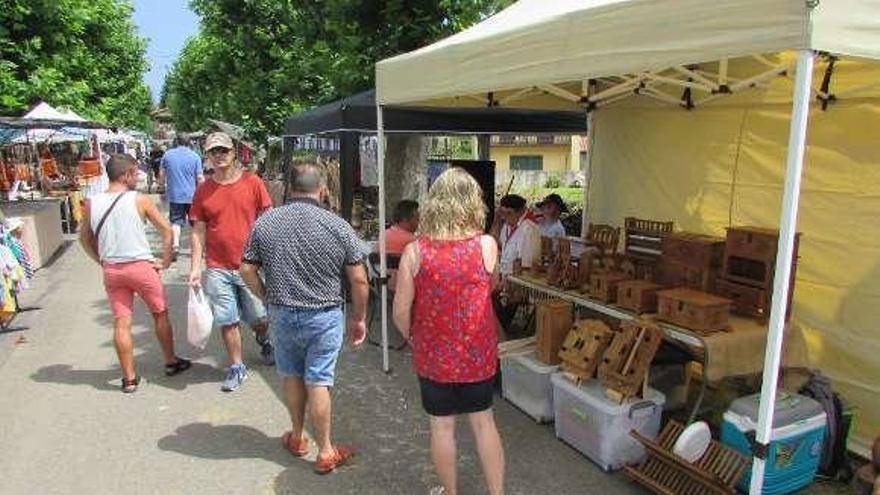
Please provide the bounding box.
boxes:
[721,392,826,494]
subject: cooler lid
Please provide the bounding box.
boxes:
[728,392,824,429]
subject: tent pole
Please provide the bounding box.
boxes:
[748,49,813,495]
[376,105,390,373]
[581,111,595,236]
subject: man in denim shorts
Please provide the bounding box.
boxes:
[240,162,368,474]
[189,132,274,392]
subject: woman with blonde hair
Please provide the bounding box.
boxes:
[393,168,505,495]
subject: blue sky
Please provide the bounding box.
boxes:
[132,0,200,104]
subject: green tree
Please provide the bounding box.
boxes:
[164,0,512,139]
[0,0,152,129]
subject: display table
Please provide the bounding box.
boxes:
[0,199,65,269]
[507,273,809,421]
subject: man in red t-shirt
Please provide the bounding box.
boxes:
[189,132,273,392]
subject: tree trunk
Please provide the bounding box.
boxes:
[384,134,427,216]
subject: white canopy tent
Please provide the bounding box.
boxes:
[375,2,880,492]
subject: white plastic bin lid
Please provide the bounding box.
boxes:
[551,374,665,415]
[508,351,559,374]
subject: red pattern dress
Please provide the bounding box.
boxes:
[411,236,498,383]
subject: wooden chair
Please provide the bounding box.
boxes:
[625,420,750,495]
[585,223,621,256]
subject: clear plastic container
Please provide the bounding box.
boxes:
[551,374,665,471]
[501,351,559,423]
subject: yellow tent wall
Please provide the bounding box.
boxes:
[587,61,880,453]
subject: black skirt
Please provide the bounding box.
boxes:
[418,376,495,417]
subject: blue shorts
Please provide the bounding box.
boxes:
[268,304,344,387]
[169,202,191,226]
[203,268,267,327]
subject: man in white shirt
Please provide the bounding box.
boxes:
[537,193,568,238]
[494,194,541,333]
[497,194,541,276]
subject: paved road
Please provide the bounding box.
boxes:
[0,214,849,495]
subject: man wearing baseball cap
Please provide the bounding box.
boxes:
[537,193,568,238]
[189,132,274,392]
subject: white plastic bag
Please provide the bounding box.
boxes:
[187,287,213,350]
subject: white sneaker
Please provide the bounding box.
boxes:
[429,487,446,495]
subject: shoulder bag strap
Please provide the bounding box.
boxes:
[93,191,130,241]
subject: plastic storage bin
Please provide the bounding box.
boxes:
[721,392,827,495]
[501,351,558,423]
[551,374,665,471]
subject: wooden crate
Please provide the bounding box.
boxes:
[598,320,664,401]
[558,320,614,380]
[535,299,574,365]
[616,280,662,314]
[657,288,731,334]
[588,271,630,302]
[715,278,768,319]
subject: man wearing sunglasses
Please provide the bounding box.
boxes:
[189,132,274,392]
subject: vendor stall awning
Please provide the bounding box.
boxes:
[376,0,880,106]
[284,90,587,135]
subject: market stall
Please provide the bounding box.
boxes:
[375,0,880,491]
[283,88,588,239]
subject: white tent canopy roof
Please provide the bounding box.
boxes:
[376,0,880,106]
[23,102,87,122]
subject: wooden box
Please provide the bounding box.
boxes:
[660,260,718,292]
[724,227,783,263]
[657,288,731,334]
[558,320,614,380]
[616,280,663,314]
[662,232,725,268]
[588,272,630,303]
[715,278,768,319]
[722,227,801,288]
[535,299,574,365]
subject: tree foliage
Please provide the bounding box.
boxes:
[0,0,152,129]
[164,0,512,140]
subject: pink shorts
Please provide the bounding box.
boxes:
[102,260,167,317]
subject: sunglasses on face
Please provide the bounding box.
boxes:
[208,147,232,156]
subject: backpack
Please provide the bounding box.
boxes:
[799,371,853,481]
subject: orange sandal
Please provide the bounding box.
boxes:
[281,431,310,457]
[314,444,355,474]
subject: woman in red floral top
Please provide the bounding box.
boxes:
[394,168,504,495]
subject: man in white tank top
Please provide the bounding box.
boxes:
[79,154,191,393]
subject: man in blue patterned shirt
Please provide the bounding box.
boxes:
[240,162,368,474]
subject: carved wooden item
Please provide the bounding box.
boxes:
[623,217,674,281]
[535,299,574,365]
[657,288,731,334]
[616,279,663,314]
[719,226,800,322]
[558,319,614,380]
[588,271,630,302]
[598,320,663,401]
[660,232,725,292]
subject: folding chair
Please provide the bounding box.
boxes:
[366,252,408,350]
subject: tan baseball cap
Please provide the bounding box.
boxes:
[204,132,234,151]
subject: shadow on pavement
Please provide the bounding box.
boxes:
[30,361,218,391]
[157,422,295,468]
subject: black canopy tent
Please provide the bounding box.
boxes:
[283,89,588,221]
